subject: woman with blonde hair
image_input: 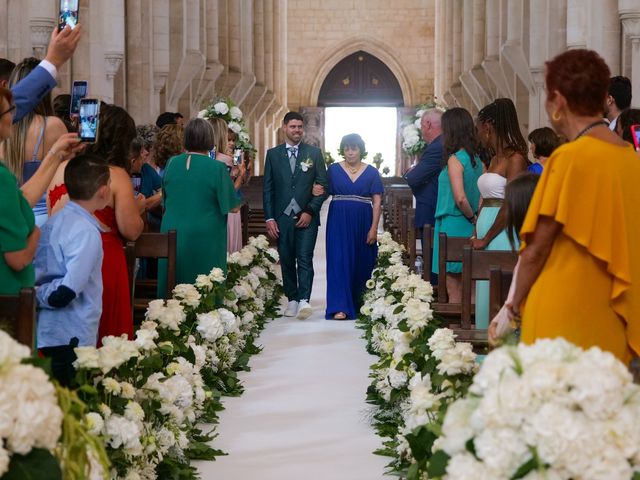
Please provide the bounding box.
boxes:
[208,116,246,253]
[2,57,68,226]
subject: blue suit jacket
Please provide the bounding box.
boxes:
[404,135,443,228]
[11,65,56,123]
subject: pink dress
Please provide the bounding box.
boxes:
[216,153,242,253]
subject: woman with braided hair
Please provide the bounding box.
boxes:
[472,98,528,328]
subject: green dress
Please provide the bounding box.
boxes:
[0,163,36,294]
[432,149,483,274]
[157,153,240,296]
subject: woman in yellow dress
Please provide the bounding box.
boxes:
[509,49,640,364]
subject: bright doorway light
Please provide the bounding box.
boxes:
[324,107,397,175]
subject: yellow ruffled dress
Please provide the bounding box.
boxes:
[520,136,640,364]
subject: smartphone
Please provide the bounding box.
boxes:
[58,0,79,31]
[69,80,88,116]
[78,99,100,143]
[233,149,242,166]
[631,124,640,151]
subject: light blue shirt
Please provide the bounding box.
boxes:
[35,201,103,348]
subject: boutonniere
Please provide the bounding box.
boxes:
[300,157,314,172]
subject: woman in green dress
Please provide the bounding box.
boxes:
[431,108,484,303]
[158,118,241,296]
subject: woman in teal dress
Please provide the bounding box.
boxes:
[472,99,528,327]
[158,119,241,296]
[432,108,484,303]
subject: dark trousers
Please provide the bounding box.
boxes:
[277,214,319,302]
[39,337,79,387]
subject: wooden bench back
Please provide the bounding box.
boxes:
[437,233,469,303]
[461,245,518,328]
[0,288,36,350]
[489,266,514,319]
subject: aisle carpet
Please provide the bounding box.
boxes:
[195,205,387,479]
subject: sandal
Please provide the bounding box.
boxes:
[333,312,347,320]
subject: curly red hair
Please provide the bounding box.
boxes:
[545,49,611,117]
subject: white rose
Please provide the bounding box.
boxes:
[437,397,478,455]
[229,106,243,120]
[437,343,476,376]
[172,283,201,308]
[213,101,229,115]
[145,299,166,321]
[102,377,121,395]
[73,346,100,369]
[209,267,226,283]
[197,109,208,119]
[124,401,145,422]
[134,327,158,351]
[104,415,142,451]
[195,274,214,291]
[85,412,104,435]
[120,382,136,399]
[196,311,225,342]
[239,131,250,142]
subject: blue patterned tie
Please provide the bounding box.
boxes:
[287,146,298,173]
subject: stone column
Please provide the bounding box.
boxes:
[102,0,125,104]
[620,1,640,104]
[29,0,55,59]
[482,0,509,97]
[152,0,170,118]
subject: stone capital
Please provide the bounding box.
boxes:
[30,18,55,58]
[104,52,124,81]
[620,11,640,39]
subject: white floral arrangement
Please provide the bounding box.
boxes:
[357,232,478,479]
[435,338,640,480]
[71,234,283,479]
[198,96,255,152]
[300,157,314,172]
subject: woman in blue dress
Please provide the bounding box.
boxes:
[325,134,383,320]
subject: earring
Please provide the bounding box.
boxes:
[552,110,561,122]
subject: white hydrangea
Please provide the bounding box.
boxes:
[197,109,208,119]
[195,274,213,291]
[104,414,143,454]
[196,311,225,342]
[0,331,30,366]
[228,121,242,134]
[209,267,226,283]
[96,336,140,374]
[134,326,158,351]
[213,101,229,115]
[85,412,104,436]
[73,346,101,369]
[229,106,243,120]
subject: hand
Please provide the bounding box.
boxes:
[505,302,521,322]
[49,133,84,162]
[470,237,488,250]
[45,24,82,69]
[312,183,325,196]
[265,219,279,239]
[135,193,146,214]
[366,228,377,245]
[488,317,499,347]
[295,212,312,228]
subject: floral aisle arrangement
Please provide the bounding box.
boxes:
[0,331,108,479]
[357,232,477,479]
[401,101,445,156]
[72,235,282,479]
[433,338,640,480]
[197,97,255,153]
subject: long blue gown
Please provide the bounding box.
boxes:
[325,163,384,319]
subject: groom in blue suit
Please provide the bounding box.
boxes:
[263,112,328,320]
[2,25,81,123]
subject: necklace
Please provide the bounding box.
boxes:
[345,162,362,174]
[573,120,608,141]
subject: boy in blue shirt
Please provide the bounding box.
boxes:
[35,153,110,385]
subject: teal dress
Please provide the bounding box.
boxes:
[0,163,36,294]
[432,150,483,274]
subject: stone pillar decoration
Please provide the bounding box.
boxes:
[620,7,640,105]
[299,107,324,151]
[103,52,124,104]
[29,18,54,58]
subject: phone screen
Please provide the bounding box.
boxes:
[632,124,640,150]
[58,0,79,31]
[79,100,99,143]
[69,81,87,116]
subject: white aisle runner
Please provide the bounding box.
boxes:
[195,204,387,480]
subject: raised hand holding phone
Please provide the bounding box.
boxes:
[58,0,79,31]
[631,124,640,151]
[78,99,100,143]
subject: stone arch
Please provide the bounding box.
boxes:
[305,36,414,107]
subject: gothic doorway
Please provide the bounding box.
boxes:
[302,51,404,175]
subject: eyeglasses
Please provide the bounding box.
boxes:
[0,104,16,118]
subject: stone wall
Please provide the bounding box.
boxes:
[286,0,436,109]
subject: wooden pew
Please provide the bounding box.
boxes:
[489,266,514,318]
[460,245,518,330]
[432,233,468,318]
[0,288,36,350]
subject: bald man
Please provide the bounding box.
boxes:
[403,109,443,283]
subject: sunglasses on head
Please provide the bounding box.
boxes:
[0,104,16,118]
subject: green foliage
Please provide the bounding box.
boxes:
[4,449,62,480]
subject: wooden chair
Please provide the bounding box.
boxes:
[432,233,468,319]
[240,203,249,246]
[460,245,518,329]
[0,288,36,350]
[489,266,514,319]
[130,230,177,321]
[420,224,434,283]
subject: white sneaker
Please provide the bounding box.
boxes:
[283,301,298,317]
[297,300,312,320]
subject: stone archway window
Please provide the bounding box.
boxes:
[318,51,404,107]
